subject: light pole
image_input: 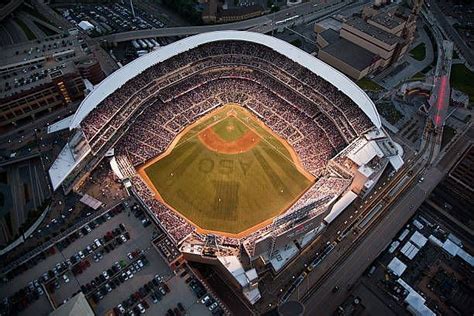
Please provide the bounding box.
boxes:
[130,0,136,18]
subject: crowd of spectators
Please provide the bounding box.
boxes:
[80,40,374,154]
[76,40,378,251]
[131,175,195,244]
[242,176,350,257]
[114,68,354,176]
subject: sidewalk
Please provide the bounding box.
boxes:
[374,21,435,89]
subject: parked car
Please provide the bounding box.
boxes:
[137,302,146,314]
[208,302,218,311]
[117,304,125,313]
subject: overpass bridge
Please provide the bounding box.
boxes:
[421,37,454,163]
[96,0,351,43]
[96,17,271,43]
[0,0,24,22]
[428,40,453,129]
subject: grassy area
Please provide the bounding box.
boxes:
[410,43,426,61]
[421,65,433,74]
[212,117,247,141]
[141,105,313,235]
[357,78,383,91]
[441,126,456,148]
[423,25,438,68]
[290,39,302,47]
[450,64,474,102]
[411,72,426,81]
[376,102,404,125]
[14,18,36,40]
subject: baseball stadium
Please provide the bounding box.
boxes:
[49,31,403,304]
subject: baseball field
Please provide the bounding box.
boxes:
[138,104,314,236]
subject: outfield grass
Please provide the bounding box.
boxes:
[142,105,313,235]
[450,64,474,102]
[409,43,426,61]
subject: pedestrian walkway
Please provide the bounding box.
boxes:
[374,22,435,89]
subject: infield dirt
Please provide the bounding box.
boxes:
[138,104,315,236]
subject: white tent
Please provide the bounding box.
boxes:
[387,257,407,276]
[78,21,94,31]
[410,231,428,248]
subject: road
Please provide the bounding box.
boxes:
[96,0,351,43]
[17,12,46,39]
[0,23,14,45]
[426,0,474,67]
[3,17,27,43]
[252,148,418,313]
[0,0,24,22]
[302,169,442,315]
[298,121,472,315]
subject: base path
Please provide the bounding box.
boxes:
[198,126,261,154]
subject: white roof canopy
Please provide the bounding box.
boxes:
[388,257,407,276]
[410,231,428,248]
[70,31,381,130]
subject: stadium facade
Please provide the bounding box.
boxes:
[48,31,403,305]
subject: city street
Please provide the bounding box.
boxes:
[299,124,473,315]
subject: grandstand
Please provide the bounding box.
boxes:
[48,31,403,305]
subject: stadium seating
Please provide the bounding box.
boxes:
[79,40,375,248]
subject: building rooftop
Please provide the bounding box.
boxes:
[387,257,407,276]
[370,11,405,30]
[321,38,377,71]
[0,34,89,99]
[319,29,340,45]
[345,16,401,45]
[0,34,83,67]
[324,191,357,224]
[49,292,94,316]
[218,5,263,18]
[317,17,343,32]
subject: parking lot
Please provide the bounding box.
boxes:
[0,197,219,316]
[55,207,158,294]
[94,257,214,316]
[55,3,167,36]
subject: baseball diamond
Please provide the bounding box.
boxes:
[138,104,315,236]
